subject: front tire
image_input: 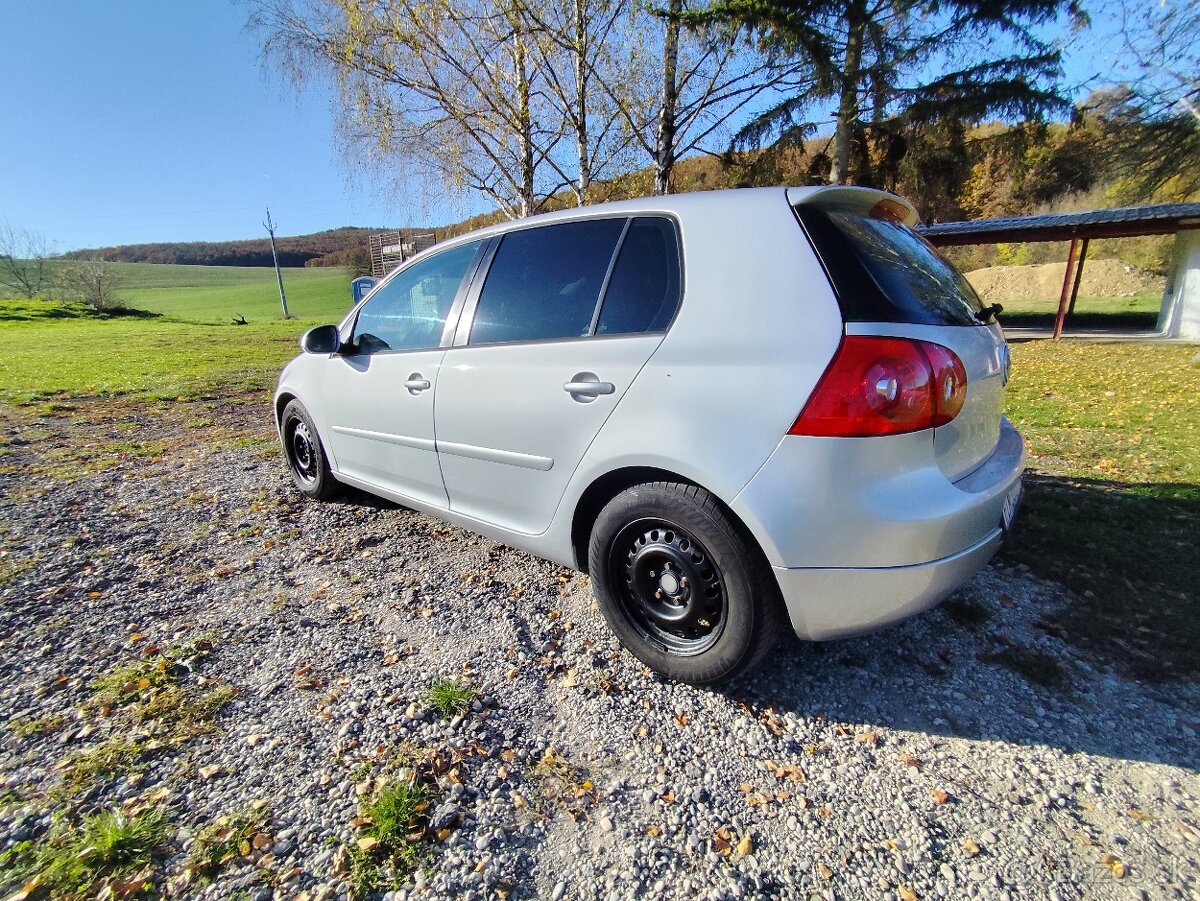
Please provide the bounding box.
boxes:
[588,482,783,685]
[280,399,340,501]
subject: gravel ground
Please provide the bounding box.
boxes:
[2,397,1198,901]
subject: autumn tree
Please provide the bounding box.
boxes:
[0,224,54,299]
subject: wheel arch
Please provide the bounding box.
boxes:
[570,466,768,575]
[275,392,297,431]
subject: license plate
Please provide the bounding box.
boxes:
[1001,481,1023,533]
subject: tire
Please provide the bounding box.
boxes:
[587,481,784,686]
[280,399,340,501]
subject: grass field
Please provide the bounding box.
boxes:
[0,265,355,405]
[1,263,1197,680]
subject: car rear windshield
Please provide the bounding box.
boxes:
[795,205,986,326]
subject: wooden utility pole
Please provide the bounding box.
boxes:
[264,208,290,318]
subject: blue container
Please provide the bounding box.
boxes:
[352,276,377,305]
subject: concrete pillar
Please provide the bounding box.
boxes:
[1158,228,1200,339]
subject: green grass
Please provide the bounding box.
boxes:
[1003,342,1200,679]
[13,807,170,899]
[0,263,354,405]
[0,303,324,405]
[425,678,476,719]
[997,290,1161,330]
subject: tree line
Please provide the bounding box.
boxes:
[250,0,1197,221]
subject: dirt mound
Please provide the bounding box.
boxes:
[965,259,1165,302]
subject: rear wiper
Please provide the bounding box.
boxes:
[975,303,1003,323]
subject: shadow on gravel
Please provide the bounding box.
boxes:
[727,608,1200,772]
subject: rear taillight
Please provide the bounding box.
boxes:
[789,336,967,437]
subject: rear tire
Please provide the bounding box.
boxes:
[281,399,340,501]
[587,481,784,685]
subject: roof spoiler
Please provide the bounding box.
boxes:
[786,186,920,228]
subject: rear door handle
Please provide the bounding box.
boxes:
[404,373,431,394]
[564,373,615,403]
[563,381,615,395]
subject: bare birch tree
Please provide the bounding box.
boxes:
[254,0,570,219]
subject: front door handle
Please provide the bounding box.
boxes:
[404,373,431,394]
[564,372,615,403]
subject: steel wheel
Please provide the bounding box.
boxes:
[610,517,728,656]
[288,418,319,487]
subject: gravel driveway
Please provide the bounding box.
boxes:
[2,398,1198,901]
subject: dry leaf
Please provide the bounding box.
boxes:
[857,732,878,746]
[356,837,379,853]
[898,886,918,901]
[899,753,922,769]
[961,839,980,857]
[252,832,271,850]
[930,789,950,805]
[712,827,732,855]
[646,824,662,838]
[660,790,675,805]
[818,863,833,880]
[198,764,221,780]
[736,833,753,856]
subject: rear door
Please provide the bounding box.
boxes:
[435,216,681,534]
[321,240,484,507]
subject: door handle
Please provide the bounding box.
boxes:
[404,373,431,394]
[563,373,615,403]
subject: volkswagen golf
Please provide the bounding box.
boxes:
[274,186,1024,685]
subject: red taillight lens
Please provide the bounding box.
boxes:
[789,336,967,437]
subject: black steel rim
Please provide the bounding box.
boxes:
[289,418,318,485]
[608,517,727,656]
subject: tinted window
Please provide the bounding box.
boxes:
[352,241,481,353]
[796,206,984,326]
[595,217,681,335]
[470,218,625,345]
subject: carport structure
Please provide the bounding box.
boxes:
[921,203,1200,340]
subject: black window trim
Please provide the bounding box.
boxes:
[452,212,684,349]
[340,238,490,357]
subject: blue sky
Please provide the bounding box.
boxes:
[0,2,1107,252]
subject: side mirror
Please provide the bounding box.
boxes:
[300,324,341,355]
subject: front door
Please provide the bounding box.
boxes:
[321,239,484,507]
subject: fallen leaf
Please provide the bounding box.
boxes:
[252,832,271,850]
[930,789,950,805]
[898,886,918,901]
[1101,853,1126,878]
[899,754,921,769]
[198,764,221,780]
[660,790,675,805]
[961,839,979,857]
[736,833,753,856]
[646,824,662,837]
[857,732,878,746]
[356,837,378,853]
[674,713,688,727]
[239,839,251,856]
[818,862,833,880]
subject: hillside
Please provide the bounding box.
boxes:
[61,226,403,269]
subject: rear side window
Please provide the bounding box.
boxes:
[595,217,681,335]
[795,206,985,326]
[470,218,626,344]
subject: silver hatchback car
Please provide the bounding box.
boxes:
[275,186,1024,685]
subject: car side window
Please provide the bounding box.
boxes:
[469,218,626,345]
[351,240,482,354]
[595,217,681,335]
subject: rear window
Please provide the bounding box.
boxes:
[795,206,985,326]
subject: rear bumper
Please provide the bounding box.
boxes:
[731,417,1025,640]
[773,529,1002,640]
